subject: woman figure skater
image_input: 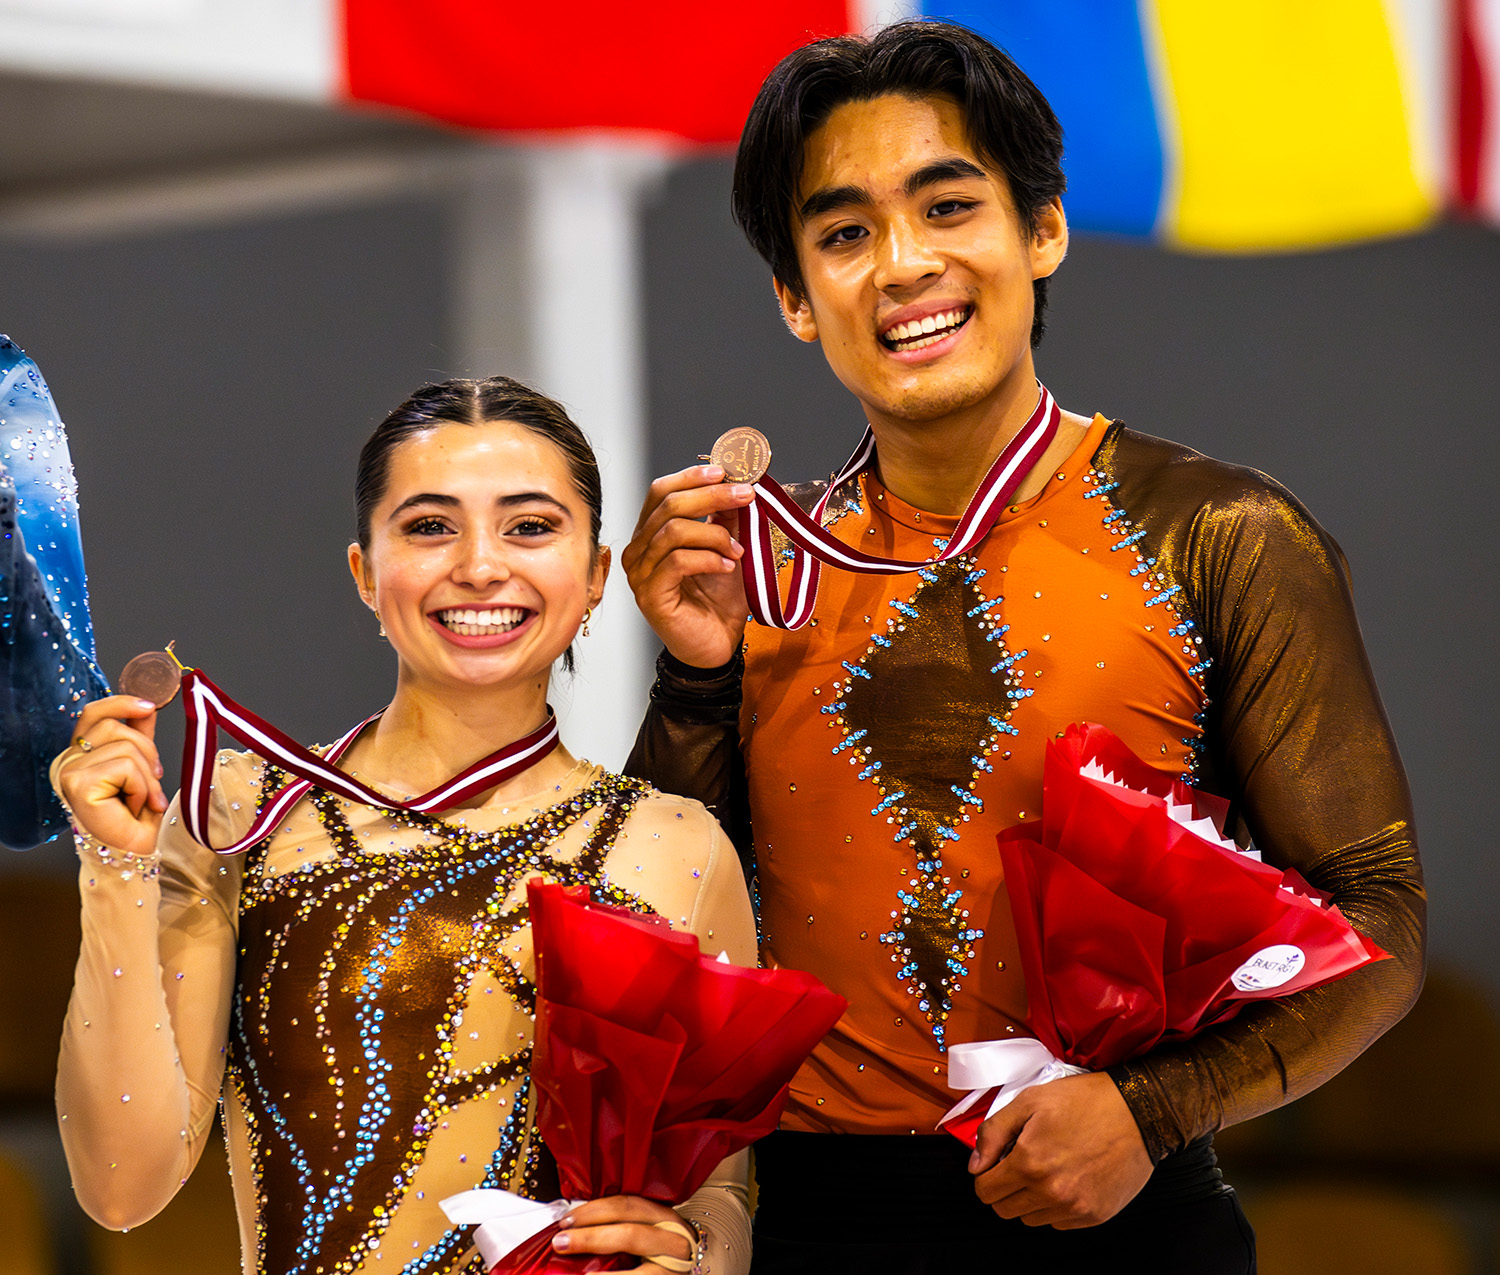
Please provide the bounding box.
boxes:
[52,378,755,1274]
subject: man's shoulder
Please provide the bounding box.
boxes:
[1096,421,1319,533]
[1094,421,1346,577]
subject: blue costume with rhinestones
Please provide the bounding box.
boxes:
[1,335,108,849]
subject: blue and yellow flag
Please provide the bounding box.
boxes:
[929,0,1444,251]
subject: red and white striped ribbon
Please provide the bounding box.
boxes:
[179,667,559,855]
[740,386,1061,629]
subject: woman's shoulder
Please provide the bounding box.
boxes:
[580,766,728,872]
[203,748,275,808]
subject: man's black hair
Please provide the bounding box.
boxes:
[732,19,1065,347]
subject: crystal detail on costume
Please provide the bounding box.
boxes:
[828,556,1023,1051]
[228,771,654,1274]
[1082,467,1212,781]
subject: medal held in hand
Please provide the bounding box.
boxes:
[707,384,1061,630]
[118,643,184,708]
[709,426,772,483]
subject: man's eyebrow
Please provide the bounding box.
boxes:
[798,158,990,222]
[903,157,988,196]
[798,183,872,221]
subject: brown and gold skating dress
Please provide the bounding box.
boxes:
[57,753,755,1274]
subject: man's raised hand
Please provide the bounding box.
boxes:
[623,464,756,670]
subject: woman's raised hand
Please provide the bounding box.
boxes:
[551,1195,696,1272]
[55,696,169,858]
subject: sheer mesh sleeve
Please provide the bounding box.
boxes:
[53,752,252,1228]
[625,651,752,876]
[1100,426,1426,1161]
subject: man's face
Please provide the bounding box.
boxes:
[776,93,1066,428]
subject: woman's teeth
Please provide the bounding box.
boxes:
[437,606,527,636]
[883,307,970,351]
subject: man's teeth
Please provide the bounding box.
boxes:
[437,607,527,635]
[884,307,970,350]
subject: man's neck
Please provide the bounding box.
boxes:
[863,373,1046,516]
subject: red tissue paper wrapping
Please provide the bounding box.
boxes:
[444,880,846,1273]
[940,722,1388,1147]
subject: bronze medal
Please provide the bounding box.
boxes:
[709,427,772,484]
[119,648,182,709]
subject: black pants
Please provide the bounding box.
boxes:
[750,1131,1256,1274]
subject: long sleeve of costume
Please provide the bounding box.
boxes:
[53,766,246,1229]
[1100,428,1426,1161]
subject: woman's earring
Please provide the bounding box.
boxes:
[375,609,387,640]
[581,608,593,638]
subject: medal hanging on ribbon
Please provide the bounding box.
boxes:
[176,667,559,855]
[736,385,1061,629]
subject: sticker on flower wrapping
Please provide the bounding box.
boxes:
[1231,944,1306,992]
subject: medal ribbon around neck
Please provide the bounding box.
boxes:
[740,384,1061,629]
[178,667,560,855]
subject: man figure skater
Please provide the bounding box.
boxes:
[624,21,1423,1273]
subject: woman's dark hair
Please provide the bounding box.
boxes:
[354,376,602,671]
[732,19,1065,347]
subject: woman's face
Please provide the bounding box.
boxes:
[348,419,607,697]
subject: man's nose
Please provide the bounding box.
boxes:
[874,216,943,291]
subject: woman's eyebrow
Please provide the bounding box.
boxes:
[389,492,458,519]
[498,492,569,513]
[388,491,571,520]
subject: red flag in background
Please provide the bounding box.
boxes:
[341,0,855,144]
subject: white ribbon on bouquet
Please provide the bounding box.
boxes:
[439,1189,583,1268]
[939,1037,1088,1131]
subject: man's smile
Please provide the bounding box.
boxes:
[879,305,974,354]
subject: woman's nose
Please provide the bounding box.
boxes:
[452,530,510,585]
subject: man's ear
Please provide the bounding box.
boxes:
[348,542,376,610]
[773,276,819,344]
[1030,196,1069,280]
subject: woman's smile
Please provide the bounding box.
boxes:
[428,604,538,646]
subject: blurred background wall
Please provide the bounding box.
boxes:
[0,1,1497,1272]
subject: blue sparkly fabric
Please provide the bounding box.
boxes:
[0,335,108,849]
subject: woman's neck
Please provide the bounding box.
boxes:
[343,674,578,805]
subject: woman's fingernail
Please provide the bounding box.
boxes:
[704,465,724,479]
[136,699,157,711]
[721,557,736,570]
[155,763,163,778]
[731,484,753,499]
[551,1233,570,1251]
